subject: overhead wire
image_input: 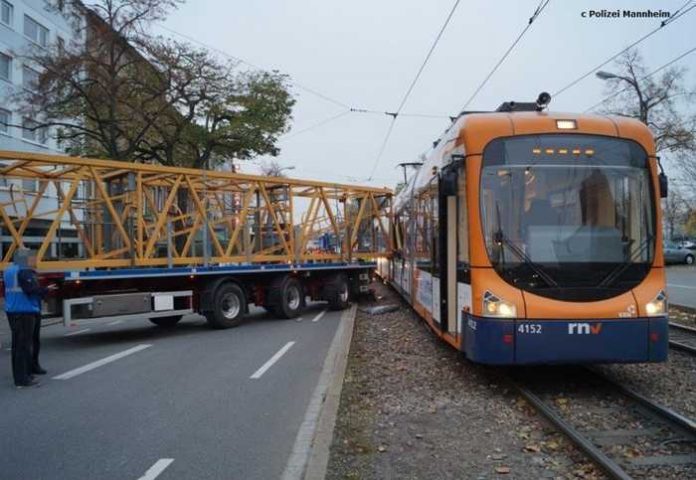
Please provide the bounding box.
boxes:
[584,44,696,113]
[281,110,352,141]
[553,2,696,98]
[350,108,451,119]
[157,24,350,109]
[366,0,462,181]
[460,0,552,111]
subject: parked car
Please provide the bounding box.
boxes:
[664,242,695,265]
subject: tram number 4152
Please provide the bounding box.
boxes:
[518,324,542,334]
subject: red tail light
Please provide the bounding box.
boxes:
[503,334,514,345]
[650,332,659,343]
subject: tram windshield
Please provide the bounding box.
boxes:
[480,135,655,301]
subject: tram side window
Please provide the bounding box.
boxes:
[458,168,469,263]
[431,192,439,276]
[414,190,433,271]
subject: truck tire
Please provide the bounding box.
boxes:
[149,315,182,327]
[268,276,304,319]
[205,282,246,329]
[326,274,351,311]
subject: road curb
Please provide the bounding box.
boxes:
[281,303,357,480]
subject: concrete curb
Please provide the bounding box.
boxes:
[281,304,358,480]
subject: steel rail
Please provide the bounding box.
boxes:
[669,322,696,355]
[513,380,632,480]
[512,368,696,480]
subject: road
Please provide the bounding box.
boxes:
[0,303,342,480]
[666,265,696,309]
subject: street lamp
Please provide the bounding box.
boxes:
[595,70,646,123]
[596,70,619,80]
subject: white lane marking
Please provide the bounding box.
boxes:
[311,310,327,323]
[138,459,174,480]
[64,328,90,337]
[250,341,295,379]
[107,320,123,326]
[53,344,152,380]
[295,317,303,322]
[668,283,696,290]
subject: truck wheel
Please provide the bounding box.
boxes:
[149,315,182,327]
[205,283,246,329]
[326,275,351,311]
[270,277,304,319]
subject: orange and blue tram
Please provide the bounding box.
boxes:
[379,97,669,364]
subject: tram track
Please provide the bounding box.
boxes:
[511,367,696,480]
[670,322,696,355]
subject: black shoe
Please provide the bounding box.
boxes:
[32,367,47,375]
[16,379,41,388]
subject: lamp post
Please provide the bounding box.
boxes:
[595,70,648,124]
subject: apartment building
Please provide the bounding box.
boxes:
[0,0,85,261]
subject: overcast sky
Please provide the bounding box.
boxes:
[157,0,695,187]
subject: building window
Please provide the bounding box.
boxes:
[23,65,40,91]
[24,15,49,47]
[0,108,10,135]
[0,52,10,81]
[22,117,48,145]
[1,1,12,27]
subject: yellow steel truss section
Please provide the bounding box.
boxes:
[0,151,393,271]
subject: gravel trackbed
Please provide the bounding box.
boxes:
[326,282,607,480]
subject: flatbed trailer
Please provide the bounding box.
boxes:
[0,151,392,328]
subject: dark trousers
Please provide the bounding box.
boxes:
[6,313,36,386]
[31,313,42,370]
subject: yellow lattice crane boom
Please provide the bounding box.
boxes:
[0,150,392,270]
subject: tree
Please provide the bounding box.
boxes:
[16,0,184,159]
[16,0,295,169]
[663,188,689,240]
[259,160,294,178]
[597,49,696,155]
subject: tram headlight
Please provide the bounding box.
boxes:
[483,291,517,318]
[645,291,667,317]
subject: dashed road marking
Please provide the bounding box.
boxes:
[107,320,124,326]
[64,328,90,337]
[312,310,327,323]
[137,459,174,480]
[53,344,152,380]
[250,341,295,379]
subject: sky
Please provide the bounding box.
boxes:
[156,0,696,189]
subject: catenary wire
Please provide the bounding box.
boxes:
[366,0,462,181]
[460,0,551,111]
[281,110,352,141]
[157,24,350,109]
[584,44,696,113]
[553,3,696,98]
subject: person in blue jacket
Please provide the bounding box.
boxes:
[3,249,55,388]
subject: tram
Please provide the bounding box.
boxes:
[380,94,669,364]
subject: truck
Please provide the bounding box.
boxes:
[0,150,392,328]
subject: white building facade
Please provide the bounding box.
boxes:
[0,0,85,262]
[0,0,84,153]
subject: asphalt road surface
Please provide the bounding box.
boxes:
[0,303,342,480]
[666,265,696,309]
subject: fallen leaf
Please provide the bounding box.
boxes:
[495,466,511,474]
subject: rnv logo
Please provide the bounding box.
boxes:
[568,323,602,335]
